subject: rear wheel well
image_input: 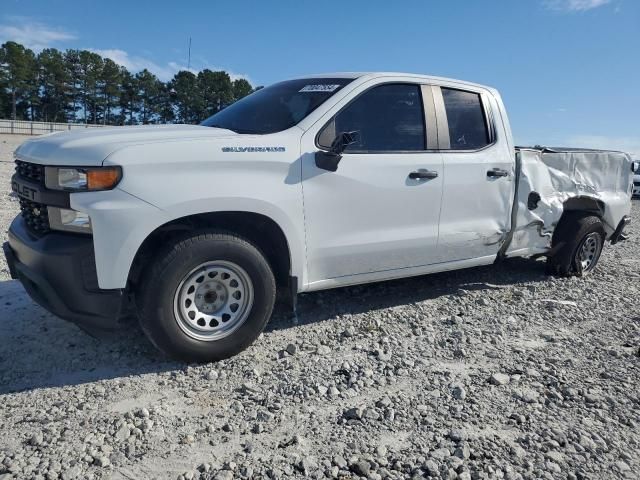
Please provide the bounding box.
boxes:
[554,196,605,243]
[128,212,291,290]
[561,196,605,217]
[547,213,605,276]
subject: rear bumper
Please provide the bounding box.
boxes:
[610,215,631,245]
[4,216,124,333]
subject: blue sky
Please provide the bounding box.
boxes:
[1,0,638,157]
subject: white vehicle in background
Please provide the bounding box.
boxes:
[633,164,640,197]
[4,72,636,362]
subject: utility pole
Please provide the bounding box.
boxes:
[187,37,192,71]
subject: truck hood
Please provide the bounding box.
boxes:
[14,124,238,166]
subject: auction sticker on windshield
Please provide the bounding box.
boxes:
[299,84,341,92]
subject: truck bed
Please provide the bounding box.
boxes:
[505,147,633,257]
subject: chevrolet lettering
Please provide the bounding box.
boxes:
[11,178,38,201]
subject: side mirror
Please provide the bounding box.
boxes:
[330,131,360,155]
[315,131,360,172]
[632,160,639,173]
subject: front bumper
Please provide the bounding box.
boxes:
[4,216,124,333]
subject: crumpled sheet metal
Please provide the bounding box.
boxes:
[506,148,633,257]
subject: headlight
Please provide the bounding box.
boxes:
[48,207,92,233]
[45,166,122,191]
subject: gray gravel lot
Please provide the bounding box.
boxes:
[0,135,21,280]
[0,133,638,479]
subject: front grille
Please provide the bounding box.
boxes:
[634,181,640,187]
[15,160,45,184]
[14,160,53,235]
[19,198,51,235]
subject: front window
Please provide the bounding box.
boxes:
[201,78,353,134]
[317,83,426,152]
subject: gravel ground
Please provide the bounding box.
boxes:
[0,135,21,280]
[0,133,638,480]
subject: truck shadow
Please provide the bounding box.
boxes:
[0,257,548,394]
[0,280,179,394]
[267,257,550,332]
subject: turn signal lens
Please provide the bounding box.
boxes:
[87,168,121,190]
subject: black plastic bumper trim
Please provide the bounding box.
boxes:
[3,241,18,279]
[4,216,124,333]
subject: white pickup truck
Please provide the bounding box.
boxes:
[4,72,636,361]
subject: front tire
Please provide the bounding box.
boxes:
[138,231,276,362]
[547,214,605,277]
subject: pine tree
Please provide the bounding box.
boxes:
[1,40,254,125]
[63,49,82,122]
[101,58,121,125]
[232,78,253,101]
[198,70,233,119]
[77,50,104,123]
[156,83,176,124]
[118,68,138,125]
[0,41,37,120]
[38,48,70,122]
[169,70,200,123]
[135,69,162,124]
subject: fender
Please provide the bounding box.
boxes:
[160,196,306,282]
[71,191,307,290]
[84,129,307,290]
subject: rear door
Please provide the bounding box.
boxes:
[300,82,444,284]
[433,85,515,262]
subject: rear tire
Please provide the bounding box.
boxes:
[546,214,605,277]
[138,230,276,362]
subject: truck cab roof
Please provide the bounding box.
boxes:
[294,72,493,91]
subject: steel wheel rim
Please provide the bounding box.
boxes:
[173,261,254,341]
[577,232,602,272]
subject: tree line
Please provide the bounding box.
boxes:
[0,41,255,125]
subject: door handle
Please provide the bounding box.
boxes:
[409,170,438,180]
[487,168,509,178]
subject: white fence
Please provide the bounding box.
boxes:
[0,119,114,135]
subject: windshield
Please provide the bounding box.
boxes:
[201,78,354,134]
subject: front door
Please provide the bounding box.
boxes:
[301,83,443,284]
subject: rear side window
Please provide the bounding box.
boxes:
[441,88,490,150]
[318,83,425,152]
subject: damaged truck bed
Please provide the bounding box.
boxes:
[505,147,633,258]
